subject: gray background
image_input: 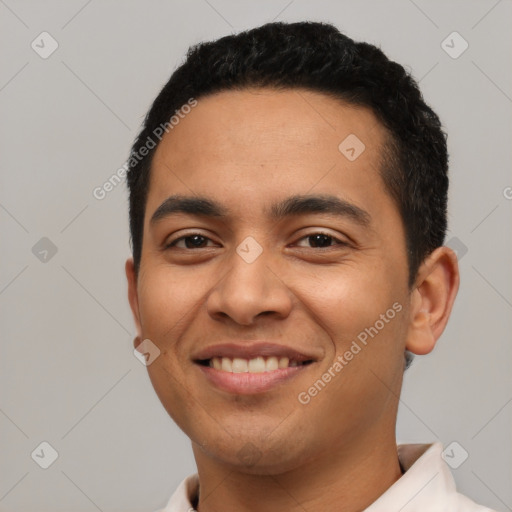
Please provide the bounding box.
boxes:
[1,0,511,511]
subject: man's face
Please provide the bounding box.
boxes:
[128,88,413,473]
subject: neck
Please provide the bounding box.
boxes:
[192,431,402,512]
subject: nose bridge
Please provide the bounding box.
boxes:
[206,236,291,325]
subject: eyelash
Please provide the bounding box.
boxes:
[165,231,348,250]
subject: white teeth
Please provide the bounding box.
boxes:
[232,358,248,373]
[221,357,232,372]
[278,357,289,368]
[209,356,304,373]
[266,356,278,371]
[248,356,266,373]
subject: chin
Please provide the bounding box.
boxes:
[193,431,316,475]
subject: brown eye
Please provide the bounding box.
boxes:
[167,234,215,249]
[295,232,346,249]
[307,233,334,248]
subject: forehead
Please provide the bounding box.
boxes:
[153,88,386,168]
[146,88,394,224]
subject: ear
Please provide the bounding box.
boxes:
[406,246,460,355]
[126,258,142,348]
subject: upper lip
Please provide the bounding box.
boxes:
[192,342,320,363]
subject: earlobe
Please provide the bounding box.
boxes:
[405,246,460,355]
[125,258,142,339]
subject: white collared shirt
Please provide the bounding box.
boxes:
[156,442,496,511]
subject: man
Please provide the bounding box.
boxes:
[125,21,496,511]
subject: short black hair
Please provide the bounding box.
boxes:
[127,21,448,287]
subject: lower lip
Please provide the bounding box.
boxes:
[196,364,310,394]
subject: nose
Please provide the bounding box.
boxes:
[206,244,293,326]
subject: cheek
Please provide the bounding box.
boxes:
[295,270,407,435]
[136,266,209,432]
[283,262,401,348]
[137,264,206,339]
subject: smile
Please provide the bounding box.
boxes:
[192,341,319,394]
[196,362,313,394]
[199,356,312,373]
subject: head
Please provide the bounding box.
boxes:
[126,22,458,473]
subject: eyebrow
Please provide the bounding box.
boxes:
[150,193,371,227]
[269,194,371,227]
[150,195,228,224]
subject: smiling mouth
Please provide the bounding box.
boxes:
[196,356,314,373]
